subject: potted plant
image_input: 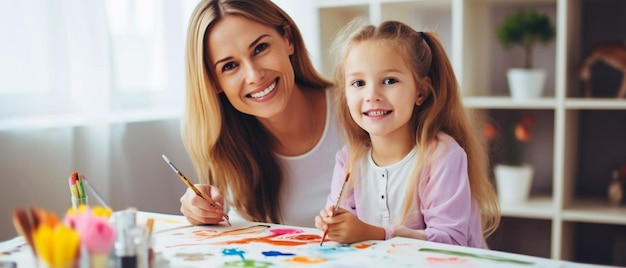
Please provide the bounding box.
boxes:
[496,9,556,100]
[484,113,535,204]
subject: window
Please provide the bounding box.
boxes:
[0,0,200,127]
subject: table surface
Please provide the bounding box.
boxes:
[0,211,611,268]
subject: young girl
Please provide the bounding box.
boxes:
[315,20,500,248]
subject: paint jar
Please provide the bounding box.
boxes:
[127,225,150,268]
[113,209,138,268]
[71,196,88,210]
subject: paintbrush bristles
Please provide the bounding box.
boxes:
[146,218,155,237]
[12,207,47,256]
[12,209,34,254]
[161,154,171,164]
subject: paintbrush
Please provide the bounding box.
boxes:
[12,207,55,257]
[161,154,231,226]
[80,175,111,210]
[320,172,350,246]
[12,208,37,256]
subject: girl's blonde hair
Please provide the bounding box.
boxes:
[332,19,500,239]
[183,0,332,223]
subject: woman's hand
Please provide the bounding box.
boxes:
[180,184,227,225]
[315,205,385,244]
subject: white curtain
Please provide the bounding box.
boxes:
[0,0,201,120]
[0,0,200,241]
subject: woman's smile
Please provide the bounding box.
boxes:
[248,78,278,99]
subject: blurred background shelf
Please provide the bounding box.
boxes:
[500,196,556,219]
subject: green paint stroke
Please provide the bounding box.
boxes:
[419,248,534,265]
[222,259,273,268]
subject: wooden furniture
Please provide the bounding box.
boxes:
[308,0,626,266]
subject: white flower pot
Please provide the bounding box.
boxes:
[507,68,546,100]
[494,164,534,204]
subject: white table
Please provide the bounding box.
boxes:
[0,211,610,268]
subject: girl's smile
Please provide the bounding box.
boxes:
[344,40,423,141]
[363,109,392,118]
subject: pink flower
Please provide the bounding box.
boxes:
[63,206,116,255]
[80,216,116,254]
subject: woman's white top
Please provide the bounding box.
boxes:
[229,91,343,227]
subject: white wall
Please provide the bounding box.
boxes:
[0,119,190,241]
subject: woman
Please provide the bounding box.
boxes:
[179,0,342,228]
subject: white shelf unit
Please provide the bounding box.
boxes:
[313,0,626,265]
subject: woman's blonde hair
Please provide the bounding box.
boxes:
[182,0,332,223]
[332,19,500,239]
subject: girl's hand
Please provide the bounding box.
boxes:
[314,205,334,232]
[179,184,225,225]
[315,206,385,244]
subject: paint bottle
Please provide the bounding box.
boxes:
[114,209,138,268]
[128,225,150,268]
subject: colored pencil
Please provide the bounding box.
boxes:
[76,173,86,198]
[320,172,350,246]
[161,154,231,226]
[68,176,79,199]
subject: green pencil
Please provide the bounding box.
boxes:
[77,174,86,198]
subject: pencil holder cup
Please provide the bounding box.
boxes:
[71,196,88,210]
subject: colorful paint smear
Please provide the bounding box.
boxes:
[314,245,356,255]
[174,252,214,261]
[148,219,565,268]
[166,225,273,248]
[222,259,273,268]
[268,228,303,235]
[215,233,322,247]
[156,218,184,224]
[284,256,326,264]
[261,251,295,257]
[427,256,468,264]
[353,242,375,249]
[419,248,534,265]
[223,248,246,262]
[194,225,270,241]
